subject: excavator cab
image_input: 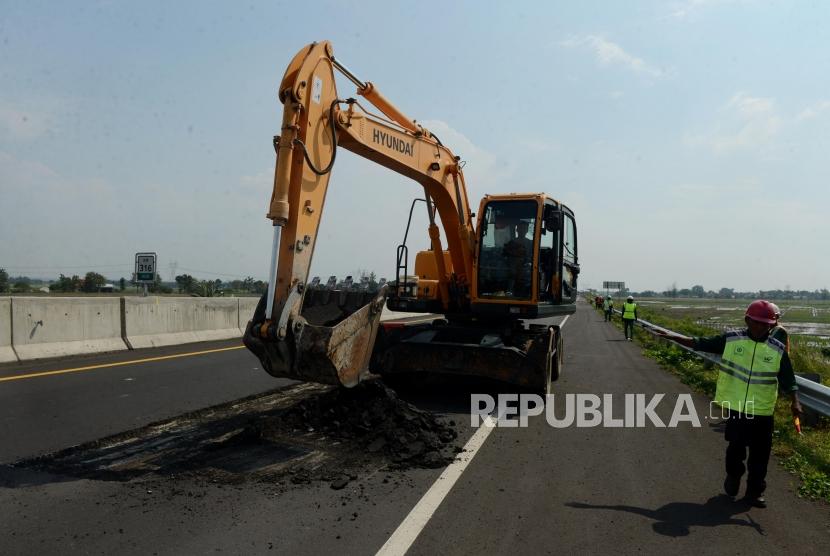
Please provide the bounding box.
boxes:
[473,195,578,317]
[389,195,579,318]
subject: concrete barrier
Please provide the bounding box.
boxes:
[0,298,17,363]
[238,297,261,332]
[380,306,433,322]
[2,295,438,363]
[11,297,127,361]
[124,297,242,349]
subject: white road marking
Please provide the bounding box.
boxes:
[376,314,570,556]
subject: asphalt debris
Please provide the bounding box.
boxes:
[273,379,458,469]
[12,380,459,490]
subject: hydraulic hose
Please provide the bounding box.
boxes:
[294,99,341,176]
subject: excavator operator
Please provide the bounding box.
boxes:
[502,218,534,297]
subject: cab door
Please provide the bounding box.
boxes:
[537,203,578,306]
[561,209,579,303]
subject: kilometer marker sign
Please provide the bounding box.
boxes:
[135,252,157,283]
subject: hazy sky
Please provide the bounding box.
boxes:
[1,0,828,292]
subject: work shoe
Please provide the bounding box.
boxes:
[741,494,767,508]
[723,475,740,497]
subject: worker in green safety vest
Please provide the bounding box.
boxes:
[621,295,637,341]
[602,296,614,322]
[768,302,790,353]
[655,300,802,508]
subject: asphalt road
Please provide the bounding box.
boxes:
[1,301,828,554]
[0,339,285,462]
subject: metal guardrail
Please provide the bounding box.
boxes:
[794,376,830,417]
[602,306,830,417]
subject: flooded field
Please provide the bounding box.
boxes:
[636,298,830,339]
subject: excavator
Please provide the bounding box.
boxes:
[243,41,579,395]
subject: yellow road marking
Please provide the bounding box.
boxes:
[0,345,247,383]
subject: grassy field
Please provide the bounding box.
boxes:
[589,297,830,502]
[633,297,830,337]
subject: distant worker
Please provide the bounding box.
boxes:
[769,303,789,353]
[622,295,637,340]
[603,296,614,322]
[654,300,802,508]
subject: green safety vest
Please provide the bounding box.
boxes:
[715,331,784,416]
[622,302,637,319]
[603,300,612,310]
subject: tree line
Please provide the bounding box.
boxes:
[626,284,830,300]
[0,268,267,297]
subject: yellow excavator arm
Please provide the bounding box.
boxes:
[265,41,475,331]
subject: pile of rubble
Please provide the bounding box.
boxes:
[265,379,459,470]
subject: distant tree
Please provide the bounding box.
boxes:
[690,285,705,298]
[119,277,126,291]
[193,279,222,297]
[175,274,197,294]
[821,288,830,301]
[242,276,255,292]
[149,273,172,294]
[678,288,692,297]
[253,280,267,295]
[0,268,8,293]
[82,272,106,293]
[12,281,31,293]
[50,275,67,292]
[51,273,82,292]
[718,287,734,299]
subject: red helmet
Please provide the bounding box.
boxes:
[745,300,777,325]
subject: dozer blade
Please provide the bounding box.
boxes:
[373,322,563,395]
[244,286,388,387]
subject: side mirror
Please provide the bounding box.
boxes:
[545,214,561,232]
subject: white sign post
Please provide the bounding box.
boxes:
[135,252,157,297]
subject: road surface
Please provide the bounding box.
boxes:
[1,301,827,554]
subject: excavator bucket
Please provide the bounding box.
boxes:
[372,321,564,395]
[244,284,388,387]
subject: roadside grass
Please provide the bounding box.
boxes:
[589,299,830,502]
[790,336,830,384]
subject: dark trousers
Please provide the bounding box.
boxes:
[604,309,612,321]
[623,318,635,339]
[724,411,774,496]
